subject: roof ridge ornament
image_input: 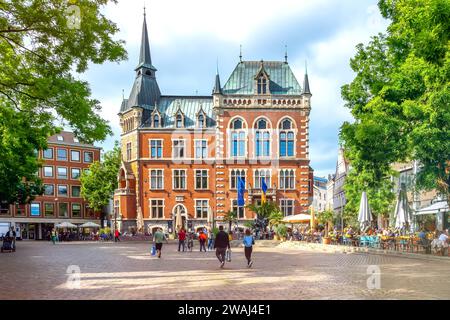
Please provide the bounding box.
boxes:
[285,45,288,64]
[239,45,243,63]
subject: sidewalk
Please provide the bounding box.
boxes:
[254,240,450,262]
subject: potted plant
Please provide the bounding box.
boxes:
[317,210,334,245]
[276,224,288,241]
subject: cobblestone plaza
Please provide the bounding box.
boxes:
[1,241,449,300]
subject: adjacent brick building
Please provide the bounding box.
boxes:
[0,131,101,240]
[114,13,313,234]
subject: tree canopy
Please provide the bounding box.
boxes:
[340,0,450,218]
[0,0,126,204]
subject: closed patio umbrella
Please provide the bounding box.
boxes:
[394,188,411,232]
[55,222,77,228]
[79,222,101,228]
[358,191,372,231]
[175,206,182,231]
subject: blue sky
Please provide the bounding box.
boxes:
[79,0,388,178]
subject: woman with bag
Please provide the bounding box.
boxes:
[242,229,255,267]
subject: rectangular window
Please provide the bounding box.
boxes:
[85,205,95,218]
[126,143,131,161]
[255,131,270,157]
[230,169,246,189]
[195,170,208,189]
[195,200,209,219]
[71,168,81,180]
[150,200,164,219]
[44,203,54,217]
[150,169,164,190]
[58,203,68,217]
[280,199,295,216]
[57,148,67,161]
[43,184,55,196]
[43,166,54,178]
[71,186,81,197]
[84,151,94,163]
[195,140,208,159]
[15,204,26,216]
[57,167,68,179]
[71,203,82,218]
[172,140,185,158]
[0,202,10,216]
[231,199,245,219]
[231,132,246,157]
[150,140,162,159]
[71,150,80,162]
[30,203,41,216]
[57,185,68,197]
[173,170,186,189]
[43,148,53,159]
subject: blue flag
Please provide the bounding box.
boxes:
[261,177,268,204]
[237,177,245,207]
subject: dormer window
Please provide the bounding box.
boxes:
[153,114,160,128]
[257,76,267,94]
[176,113,184,128]
[198,114,205,128]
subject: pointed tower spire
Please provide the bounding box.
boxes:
[136,6,156,71]
[284,45,288,63]
[239,45,243,63]
[213,59,222,94]
[303,61,311,95]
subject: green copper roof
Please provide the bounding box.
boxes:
[222,61,302,95]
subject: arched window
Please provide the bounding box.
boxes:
[255,119,270,157]
[230,118,246,157]
[279,119,295,157]
[153,114,160,128]
[279,169,295,189]
[230,169,246,189]
[254,169,271,189]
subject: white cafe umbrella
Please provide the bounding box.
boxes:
[394,189,410,230]
[55,222,78,228]
[357,191,372,231]
[79,222,101,228]
[207,207,213,225]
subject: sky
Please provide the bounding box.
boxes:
[79,0,389,179]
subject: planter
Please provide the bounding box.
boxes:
[322,237,331,245]
[274,235,280,241]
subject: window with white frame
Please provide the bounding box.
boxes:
[172,140,185,158]
[150,199,164,219]
[150,169,164,190]
[279,169,295,189]
[173,169,186,189]
[57,185,68,197]
[150,140,162,159]
[72,203,82,218]
[230,169,246,189]
[43,148,53,159]
[198,114,205,128]
[280,199,295,216]
[231,199,245,219]
[255,119,270,157]
[57,167,67,179]
[84,151,93,163]
[257,75,268,94]
[175,113,184,128]
[230,118,246,157]
[43,184,54,196]
[71,168,81,179]
[57,148,67,161]
[43,166,53,177]
[195,199,209,219]
[254,169,271,189]
[71,150,80,162]
[195,140,208,159]
[279,119,295,157]
[195,169,208,189]
[153,114,160,128]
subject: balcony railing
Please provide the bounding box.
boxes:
[247,188,276,196]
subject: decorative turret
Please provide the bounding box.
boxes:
[303,62,311,96]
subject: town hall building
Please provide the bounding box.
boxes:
[114,13,314,234]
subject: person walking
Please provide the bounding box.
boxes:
[214,226,230,268]
[178,228,186,252]
[198,230,207,252]
[114,228,120,242]
[207,229,215,251]
[6,227,16,250]
[243,229,255,267]
[51,228,57,245]
[153,228,168,258]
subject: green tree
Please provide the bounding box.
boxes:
[246,201,279,232]
[0,0,126,204]
[340,0,450,221]
[268,210,283,229]
[223,210,238,232]
[316,209,334,237]
[80,142,121,222]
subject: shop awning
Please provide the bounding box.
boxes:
[414,201,449,215]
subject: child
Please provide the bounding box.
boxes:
[242,229,255,268]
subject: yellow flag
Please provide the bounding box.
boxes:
[261,192,266,204]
